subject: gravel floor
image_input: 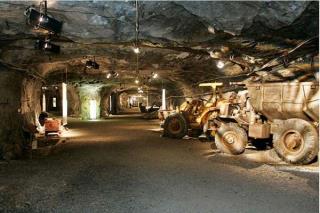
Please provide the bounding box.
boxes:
[0,117,318,213]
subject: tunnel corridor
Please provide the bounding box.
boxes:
[0,1,319,212]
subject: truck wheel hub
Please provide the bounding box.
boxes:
[169,118,181,132]
[283,131,303,152]
[224,132,238,144]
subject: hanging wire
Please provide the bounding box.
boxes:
[39,0,47,15]
[135,0,140,77]
[136,52,139,75]
[135,0,139,48]
[65,66,68,84]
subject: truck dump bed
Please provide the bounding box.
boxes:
[246,82,319,122]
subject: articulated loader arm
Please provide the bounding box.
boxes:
[199,82,223,93]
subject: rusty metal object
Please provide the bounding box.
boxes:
[249,123,270,139]
[246,82,319,122]
[44,118,61,135]
[281,130,304,153]
[271,118,318,164]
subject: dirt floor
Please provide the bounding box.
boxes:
[0,116,318,213]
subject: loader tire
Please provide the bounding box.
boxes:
[215,123,248,155]
[273,119,318,164]
[163,113,188,139]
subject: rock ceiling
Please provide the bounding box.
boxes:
[0,1,318,94]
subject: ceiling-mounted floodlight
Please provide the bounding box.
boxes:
[106,71,119,79]
[35,39,60,53]
[151,72,158,79]
[132,0,141,55]
[39,15,47,23]
[24,1,63,34]
[137,87,143,93]
[216,60,225,69]
[86,59,100,69]
[85,57,99,69]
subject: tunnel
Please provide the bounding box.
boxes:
[0,1,319,212]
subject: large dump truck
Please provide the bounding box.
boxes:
[213,81,319,164]
[246,82,319,164]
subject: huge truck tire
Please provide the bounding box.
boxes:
[215,123,248,155]
[163,113,188,139]
[273,119,318,164]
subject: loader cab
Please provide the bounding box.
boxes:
[199,82,223,107]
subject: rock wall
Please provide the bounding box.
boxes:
[0,1,316,42]
[0,66,42,159]
[0,68,24,159]
[67,85,81,117]
[100,87,113,117]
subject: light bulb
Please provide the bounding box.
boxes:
[216,60,225,69]
[138,87,143,93]
[133,47,140,54]
[135,79,139,84]
[152,73,158,79]
[106,73,111,79]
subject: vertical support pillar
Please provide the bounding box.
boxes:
[89,99,97,120]
[42,93,46,112]
[109,95,112,114]
[162,88,166,110]
[62,82,68,125]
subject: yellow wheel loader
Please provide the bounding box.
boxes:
[162,83,224,139]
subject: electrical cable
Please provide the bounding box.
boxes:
[134,0,140,78]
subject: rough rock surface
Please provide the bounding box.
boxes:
[0,1,316,42]
[0,66,42,159]
[0,1,318,84]
[0,1,318,158]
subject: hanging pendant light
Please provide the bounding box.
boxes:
[216,60,225,69]
[133,47,140,54]
[133,0,141,85]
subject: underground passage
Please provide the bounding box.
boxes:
[0,1,319,212]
